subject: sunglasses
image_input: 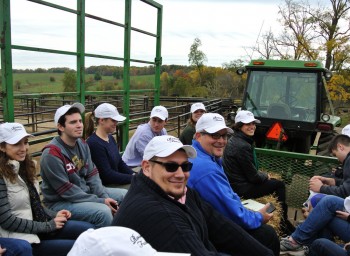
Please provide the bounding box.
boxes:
[149,160,193,172]
[201,132,228,140]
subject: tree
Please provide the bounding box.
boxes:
[188,38,207,86]
[94,72,102,81]
[62,70,76,92]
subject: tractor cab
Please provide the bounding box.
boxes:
[236,60,341,154]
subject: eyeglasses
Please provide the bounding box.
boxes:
[149,160,193,172]
[201,132,228,140]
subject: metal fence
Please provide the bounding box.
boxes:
[256,148,339,208]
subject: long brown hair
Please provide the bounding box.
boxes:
[0,142,36,184]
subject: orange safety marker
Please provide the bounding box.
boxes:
[266,122,288,141]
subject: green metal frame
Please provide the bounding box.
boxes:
[0,0,163,149]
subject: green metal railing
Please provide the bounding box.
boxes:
[0,0,163,149]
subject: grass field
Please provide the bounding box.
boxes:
[12,73,155,93]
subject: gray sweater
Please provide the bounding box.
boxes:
[40,137,109,207]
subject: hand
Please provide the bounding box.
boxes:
[258,203,274,224]
[104,198,119,215]
[0,246,6,256]
[309,178,323,192]
[54,216,67,229]
[336,210,350,221]
[267,173,271,180]
[310,176,335,186]
[56,210,71,219]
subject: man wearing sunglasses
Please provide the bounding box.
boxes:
[188,113,279,256]
[112,135,274,256]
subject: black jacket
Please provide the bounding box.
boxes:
[112,172,273,256]
[222,131,268,195]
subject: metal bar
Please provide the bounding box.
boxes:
[27,0,78,14]
[0,0,14,121]
[130,26,157,37]
[85,13,125,28]
[122,0,132,150]
[12,45,78,56]
[77,0,85,105]
[154,2,163,106]
[85,53,124,61]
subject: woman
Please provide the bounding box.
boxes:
[85,103,135,187]
[179,102,206,145]
[0,122,93,256]
[222,110,293,234]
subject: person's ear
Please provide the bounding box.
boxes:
[0,145,6,153]
[194,132,201,140]
[142,160,151,177]
[337,143,345,151]
[57,123,65,133]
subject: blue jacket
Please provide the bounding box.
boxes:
[188,140,263,230]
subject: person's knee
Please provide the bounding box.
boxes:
[92,204,113,228]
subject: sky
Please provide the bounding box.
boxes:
[3,0,329,69]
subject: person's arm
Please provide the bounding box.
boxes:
[135,133,153,157]
[236,145,268,183]
[319,178,350,198]
[195,190,274,256]
[191,172,264,229]
[88,137,133,185]
[40,149,105,203]
[0,179,57,234]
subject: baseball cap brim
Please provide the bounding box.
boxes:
[110,114,126,122]
[241,117,261,124]
[150,113,167,120]
[5,132,34,145]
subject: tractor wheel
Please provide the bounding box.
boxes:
[317,133,336,156]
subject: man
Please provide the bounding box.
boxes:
[187,113,279,256]
[309,134,350,198]
[122,105,168,167]
[112,135,274,256]
[40,103,127,228]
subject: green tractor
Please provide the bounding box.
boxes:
[235,59,341,155]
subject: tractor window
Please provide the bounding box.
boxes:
[245,71,317,122]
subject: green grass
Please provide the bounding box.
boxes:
[12,73,155,93]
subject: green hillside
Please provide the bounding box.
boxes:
[12,73,155,93]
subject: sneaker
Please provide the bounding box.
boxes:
[280,236,305,256]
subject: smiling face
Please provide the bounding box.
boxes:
[192,109,206,123]
[240,122,256,137]
[195,128,228,157]
[142,150,189,199]
[99,118,118,134]
[1,137,30,161]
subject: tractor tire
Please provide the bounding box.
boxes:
[317,133,336,156]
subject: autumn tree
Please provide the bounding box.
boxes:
[188,38,207,86]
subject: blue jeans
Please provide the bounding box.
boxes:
[0,238,32,256]
[293,195,350,245]
[309,238,349,256]
[32,220,93,256]
[50,187,127,228]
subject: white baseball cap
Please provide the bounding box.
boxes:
[150,106,168,121]
[54,103,85,125]
[67,227,190,256]
[143,135,197,160]
[342,124,350,137]
[234,110,261,124]
[0,123,33,144]
[196,113,233,134]
[190,103,206,113]
[94,103,126,122]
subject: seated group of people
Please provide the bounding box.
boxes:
[0,101,349,256]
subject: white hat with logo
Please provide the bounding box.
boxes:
[342,124,350,137]
[234,110,261,124]
[0,122,33,144]
[54,103,85,125]
[190,103,206,113]
[150,106,168,121]
[143,135,197,160]
[94,103,126,122]
[196,113,233,134]
[67,227,190,256]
